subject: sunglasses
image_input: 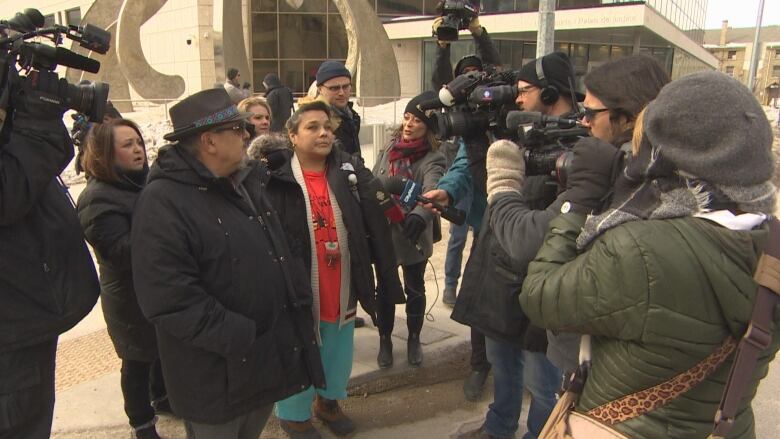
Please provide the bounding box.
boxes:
[323,83,352,93]
[581,106,609,121]
[212,121,247,134]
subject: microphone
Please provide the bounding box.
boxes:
[384,176,466,226]
[505,111,580,129]
[20,43,101,73]
[371,177,404,224]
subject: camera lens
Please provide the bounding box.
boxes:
[65,81,110,122]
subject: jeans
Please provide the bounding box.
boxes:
[377,260,427,336]
[444,189,473,289]
[0,339,57,439]
[121,359,167,427]
[484,337,562,439]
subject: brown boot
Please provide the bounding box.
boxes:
[279,419,322,439]
[313,395,355,436]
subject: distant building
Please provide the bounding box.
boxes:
[704,21,780,106]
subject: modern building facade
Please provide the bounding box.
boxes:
[704,22,780,106]
[0,0,716,101]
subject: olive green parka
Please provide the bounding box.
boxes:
[521,213,780,438]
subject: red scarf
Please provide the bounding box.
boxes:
[388,138,429,179]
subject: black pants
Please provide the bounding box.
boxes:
[0,339,57,439]
[465,235,490,372]
[377,260,427,337]
[121,359,167,427]
[184,403,273,439]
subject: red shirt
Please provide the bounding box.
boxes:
[303,169,342,323]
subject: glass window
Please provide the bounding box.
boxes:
[522,43,536,66]
[280,0,326,13]
[725,66,734,76]
[328,14,348,59]
[281,60,306,93]
[570,43,588,76]
[555,42,570,56]
[304,60,328,89]
[65,8,81,26]
[727,50,737,60]
[610,45,631,60]
[252,14,278,59]
[253,60,279,92]
[515,1,540,12]
[481,0,516,13]
[377,0,423,15]
[279,14,327,59]
[775,49,780,57]
[588,45,609,71]
[44,14,56,27]
[773,65,780,77]
[253,0,277,12]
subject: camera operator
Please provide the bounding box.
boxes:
[0,76,100,438]
[476,54,669,438]
[446,52,583,439]
[431,4,500,311]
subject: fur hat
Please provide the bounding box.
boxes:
[643,71,773,187]
[316,60,351,86]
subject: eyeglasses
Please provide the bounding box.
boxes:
[323,83,352,93]
[212,121,247,134]
[581,106,609,121]
[517,85,538,96]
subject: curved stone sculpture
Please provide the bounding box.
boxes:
[115,0,185,100]
[331,0,401,106]
[213,1,251,85]
[64,0,135,113]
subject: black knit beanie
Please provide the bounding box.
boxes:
[516,52,583,101]
[404,91,438,130]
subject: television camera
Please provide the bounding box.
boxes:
[433,0,481,42]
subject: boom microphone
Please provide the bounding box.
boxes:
[384,176,466,226]
[20,43,101,73]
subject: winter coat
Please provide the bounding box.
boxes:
[77,173,158,362]
[436,137,488,232]
[451,176,559,351]
[263,73,294,132]
[265,148,404,325]
[432,28,502,90]
[332,103,362,158]
[0,120,99,354]
[131,145,325,424]
[224,80,250,104]
[521,214,780,438]
[372,140,446,266]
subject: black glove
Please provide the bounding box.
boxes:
[13,70,68,129]
[563,137,621,214]
[402,213,427,244]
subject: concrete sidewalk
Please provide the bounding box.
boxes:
[51,182,476,438]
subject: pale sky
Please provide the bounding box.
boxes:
[705,0,780,29]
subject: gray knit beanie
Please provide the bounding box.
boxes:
[643,70,773,187]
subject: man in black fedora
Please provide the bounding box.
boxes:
[131,88,325,438]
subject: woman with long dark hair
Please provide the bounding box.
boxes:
[77,119,167,439]
[372,91,446,368]
[265,101,403,438]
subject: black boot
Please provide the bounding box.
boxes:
[407,333,423,366]
[377,335,393,368]
[463,369,489,401]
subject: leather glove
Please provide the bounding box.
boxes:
[468,16,483,36]
[486,139,526,204]
[12,70,68,130]
[562,137,620,214]
[402,213,427,245]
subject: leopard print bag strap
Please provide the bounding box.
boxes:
[586,336,737,425]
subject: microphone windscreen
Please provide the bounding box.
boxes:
[56,47,101,73]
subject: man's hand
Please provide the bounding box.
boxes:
[468,16,483,36]
[486,139,525,203]
[420,189,450,214]
[562,137,620,214]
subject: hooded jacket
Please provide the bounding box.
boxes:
[521,213,780,438]
[131,145,324,423]
[0,121,99,354]
[263,73,294,133]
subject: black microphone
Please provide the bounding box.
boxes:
[55,47,101,73]
[384,176,466,226]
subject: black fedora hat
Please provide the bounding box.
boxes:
[164,88,251,141]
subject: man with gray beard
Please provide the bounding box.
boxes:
[131,88,325,439]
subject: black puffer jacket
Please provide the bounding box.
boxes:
[77,172,158,362]
[263,73,294,133]
[451,176,560,350]
[131,145,325,423]
[265,149,405,321]
[0,119,99,354]
[333,103,362,158]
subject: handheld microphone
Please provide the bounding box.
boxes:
[372,177,404,224]
[384,177,466,226]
